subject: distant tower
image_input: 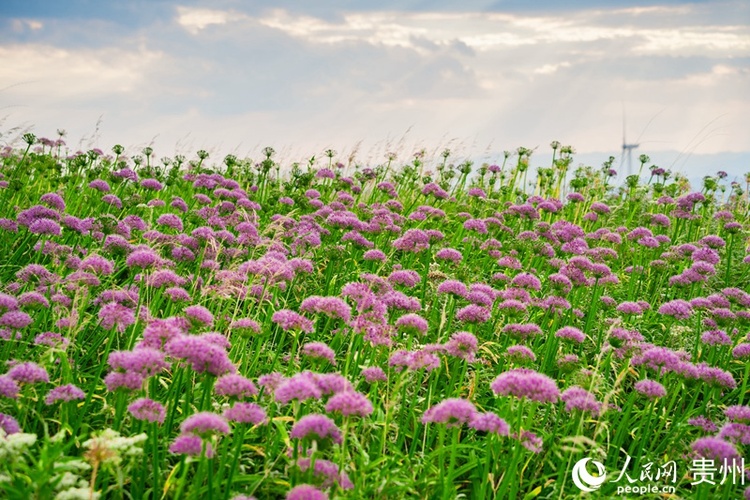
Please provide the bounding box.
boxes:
[621,109,639,177]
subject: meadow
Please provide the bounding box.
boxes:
[0,132,749,499]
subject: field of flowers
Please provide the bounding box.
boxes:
[0,133,748,499]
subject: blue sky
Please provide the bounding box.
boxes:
[1,0,748,184]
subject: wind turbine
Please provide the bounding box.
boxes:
[621,108,639,178]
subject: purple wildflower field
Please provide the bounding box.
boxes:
[0,135,749,499]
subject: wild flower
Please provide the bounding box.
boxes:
[301,342,337,365]
[214,374,259,399]
[491,369,560,403]
[181,412,231,437]
[690,436,740,462]
[286,485,328,500]
[422,398,477,426]
[634,380,667,399]
[0,310,33,329]
[290,414,342,444]
[7,362,49,384]
[0,376,20,399]
[169,434,213,457]
[469,412,510,435]
[223,403,267,425]
[128,398,166,424]
[272,309,315,333]
[296,458,353,489]
[555,326,585,344]
[361,366,387,383]
[44,384,85,405]
[165,335,236,376]
[561,386,601,415]
[184,305,214,328]
[325,391,374,417]
[275,372,323,404]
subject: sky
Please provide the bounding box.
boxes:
[0,0,748,185]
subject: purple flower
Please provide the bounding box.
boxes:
[658,299,693,320]
[616,301,643,315]
[691,436,740,462]
[0,375,20,399]
[29,218,62,236]
[275,372,323,404]
[435,248,463,263]
[104,371,144,392]
[555,326,585,344]
[363,249,386,261]
[125,249,160,269]
[298,296,351,322]
[506,345,536,363]
[455,304,491,323]
[361,366,387,383]
[214,374,259,399]
[444,331,478,361]
[79,254,115,275]
[422,398,477,427]
[229,318,261,335]
[516,430,543,453]
[7,362,49,384]
[719,423,750,445]
[286,485,328,500]
[272,309,314,333]
[165,335,236,376]
[290,414,342,444]
[469,412,510,436]
[394,313,429,336]
[98,302,137,333]
[0,310,33,329]
[140,178,163,191]
[101,194,123,209]
[634,380,667,399]
[128,398,166,424]
[44,384,85,405]
[184,305,214,328]
[325,391,373,417]
[296,458,353,490]
[301,342,337,365]
[437,279,468,298]
[510,273,542,291]
[491,369,560,403]
[701,329,731,346]
[223,402,267,425]
[696,363,736,389]
[156,213,184,231]
[725,405,750,423]
[688,416,718,432]
[169,434,213,457]
[88,179,111,192]
[499,322,538,340]
[108,348,169,377]
[388,270,421,289]
[181,411,231,437]
[0,413,20,434]
[561,386,601,415]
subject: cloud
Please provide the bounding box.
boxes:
[0,0,747,169]
[175,6,238,34]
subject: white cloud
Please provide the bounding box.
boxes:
[0,44,163,100]
[248,8,750,58]
[176,6,238,34]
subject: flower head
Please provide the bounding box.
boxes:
[491,369,559,403]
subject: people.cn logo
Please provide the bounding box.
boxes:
[572,458,607,492]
